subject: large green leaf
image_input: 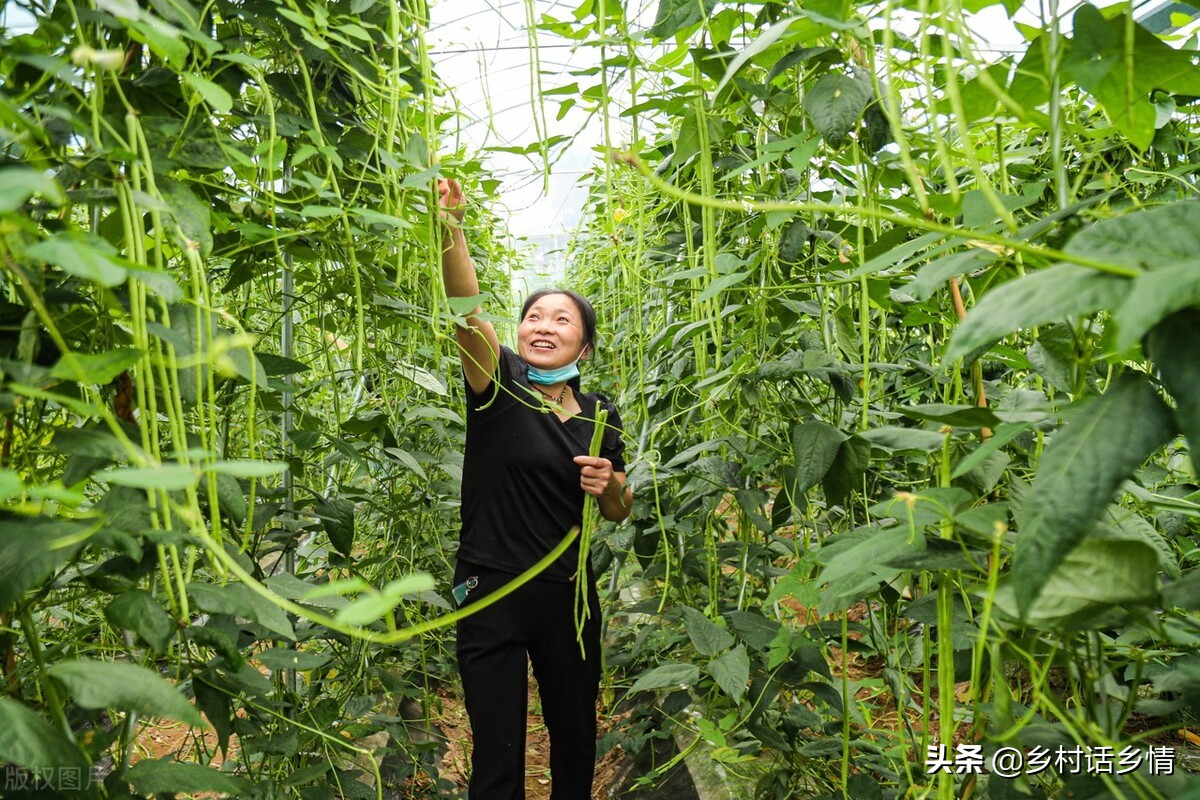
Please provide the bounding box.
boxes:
[1145,309,1200,478]
[125,759,245,795]
[105,464,198,491]
[316,496,356,558]
[255,648,330,671]
[50,347,142,385]
[723,611,783,652]
[0,516,89,612]
[680,606,734,656]
[53,427,132,461]
[0,698,88,774]
[706,645,750,704]
[1012,375,1174,615]
[159,178,214,257]
[791,420,844,494]
[106,590,176,653]
[696,271,750,303]
[630,663,700,693]
[1066,5,1200,149]
[0,167,63,212]
[822,434,870,504]
[25,234,127,287]
[649,0,719,38]
[858,426,946,453]
[1065,203,1200,271]
[802,70,874,147]
[714,16,801,96]
[334,573,435,627]
[997,538,1160,629]
[188,581,296,640]
[48,660,204,726]
[945,265,1130,360]
[1113,261,1200,352]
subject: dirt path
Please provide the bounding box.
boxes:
[133,672,624,799]
[436,674,625,800]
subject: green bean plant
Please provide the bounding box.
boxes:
[0,0,525,795]
[554,0,1200,797]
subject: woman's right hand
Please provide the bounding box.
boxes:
[438,178,465,223]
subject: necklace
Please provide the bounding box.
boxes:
[533,383,568,407]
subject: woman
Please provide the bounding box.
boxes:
[437,178,633,800]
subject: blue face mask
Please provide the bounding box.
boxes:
[527,362,580,385]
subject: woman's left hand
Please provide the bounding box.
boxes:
[574,455,617,497]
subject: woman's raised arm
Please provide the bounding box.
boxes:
[439,178,501,395]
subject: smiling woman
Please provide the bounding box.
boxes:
[436,178,633,799]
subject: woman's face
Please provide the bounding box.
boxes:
[517,293,590,371]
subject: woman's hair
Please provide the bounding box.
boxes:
[520,288,597,355]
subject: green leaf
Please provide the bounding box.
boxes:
[858,426,946,452]
[649,0,718,38]
[766,560,820,608]
[945,265,1130,360]
[50,347,142,385]
[950,422,1027,479]
[899,404,1001,428]
[26,234,126,287]
[206,460,288,478]
[802,70,874,147]
[791,420,845,494]
[182,72,233,113]
[53,427,132,461]
[48,660,204,726]
[215,473,246,523]
[0,470,22,502]
[255,648,330,671]
[255,353,310,376]
[723,611,783,651]
[126,263,184,302]
[1066,5,1200,149]
[715,16,801,97]
[397,362,447,396]
[0,698,88,774]
[680,606,734,656]
[1113,261,1200,352]
[125,759,246,795]
[194,672,232,755]
[1065,202,1200,271]
[316,496,355,557]
[629,663,700,693]
[188,581,296,641]
[1145,309,1200,479]
[0,516,89,612]
[384,447,428,480]
[696,271,750,303]
[129,17,189,68]
[778,218,813,265]
[819,527,916,586]
[822,434,871,504]
[105,464,198,491]
[706,645,750,704]
[998,539,1160,629]
[106,589,176,653]
[1105,508,1180,580]
[0,167,63,212]
[1012,375,1174,615]
[159,178,214,258]
[334,573,436,627]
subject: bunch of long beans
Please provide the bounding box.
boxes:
[575,405,608,658]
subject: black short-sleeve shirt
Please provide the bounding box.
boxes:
[458,346,626,581]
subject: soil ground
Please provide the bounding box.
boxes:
[137,670,627,799]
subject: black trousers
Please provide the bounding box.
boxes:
[454,560,602,800]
